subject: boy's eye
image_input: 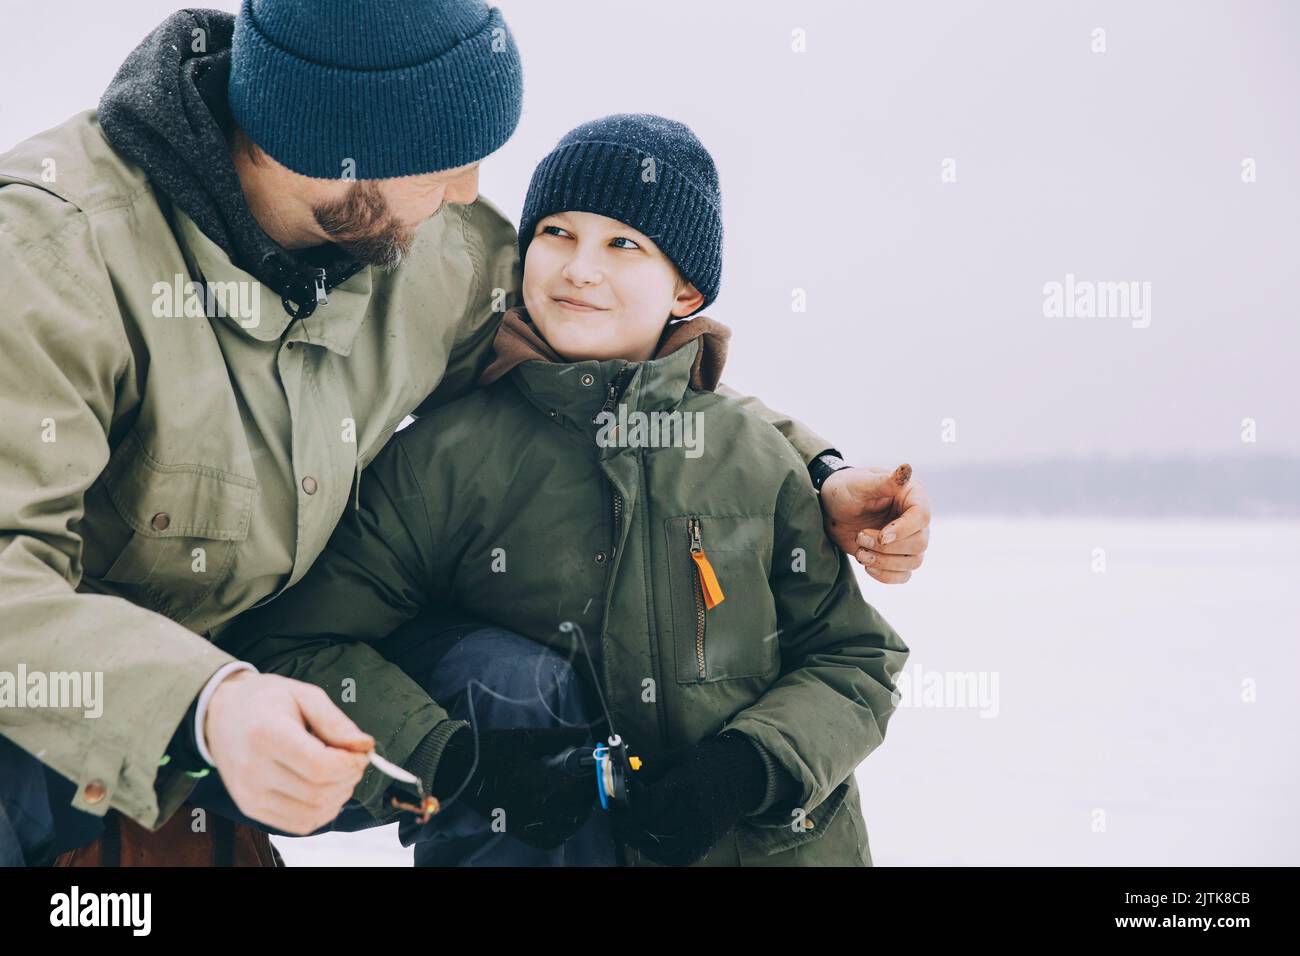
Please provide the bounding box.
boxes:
[541,225,571,238]
[610,237,641,250]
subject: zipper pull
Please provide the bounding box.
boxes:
[688,518,725,609]
[593,365,634,426]
[312,268,328,305]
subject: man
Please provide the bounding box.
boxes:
[0,0,930,866]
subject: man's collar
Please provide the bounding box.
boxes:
[170,205,373,354]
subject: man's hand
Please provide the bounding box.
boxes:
[821,463,931,583]
[204,671,374,835]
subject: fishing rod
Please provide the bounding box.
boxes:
[367,619,643,820]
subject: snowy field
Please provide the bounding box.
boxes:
[273,516,1300,866]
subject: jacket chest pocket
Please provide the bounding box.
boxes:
[95,434,256,626]
[664,513,779,684]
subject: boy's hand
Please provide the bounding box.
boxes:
[821,463,931,583]
[432,726,595,849]
[613,731,767,866]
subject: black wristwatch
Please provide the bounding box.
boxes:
[808,451,852,493]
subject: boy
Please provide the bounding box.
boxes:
[225,114,910,866]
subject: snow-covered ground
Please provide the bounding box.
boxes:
[273,516,1300,866]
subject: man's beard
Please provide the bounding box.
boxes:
[312,181,424,270]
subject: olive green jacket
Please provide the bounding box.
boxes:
[0,112,834,829]
[223,309,909,866]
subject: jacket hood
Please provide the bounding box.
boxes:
[480,306,731,392]
[97,8,362,318]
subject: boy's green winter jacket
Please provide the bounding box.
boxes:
[223,307,910,866]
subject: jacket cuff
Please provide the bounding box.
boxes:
[193,661,258,766]
[738,733,800,816]
[404,719,471,795]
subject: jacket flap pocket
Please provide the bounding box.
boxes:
[664,513,778,683]
[738,778,850,856]
[103,434,256,542]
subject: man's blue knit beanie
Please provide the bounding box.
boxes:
[228,0,523,180]
[518,113,723,313]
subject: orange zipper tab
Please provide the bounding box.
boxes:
[690,549,726,608]
[688,517,726,609]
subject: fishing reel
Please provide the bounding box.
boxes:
[549,734,642,810]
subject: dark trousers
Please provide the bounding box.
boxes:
[0,617,615,867]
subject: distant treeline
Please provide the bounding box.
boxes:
[919,456,1300,517]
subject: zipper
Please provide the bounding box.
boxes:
[688,518,707,678]
[611,493,623,558]
[686,517,726,679]
[591,364,637,426]
[275,260,366,321]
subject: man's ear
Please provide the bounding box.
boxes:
[670,279,705,317]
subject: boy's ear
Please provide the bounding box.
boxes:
[670,278,705,318]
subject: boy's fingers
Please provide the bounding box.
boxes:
[634,744,688,782]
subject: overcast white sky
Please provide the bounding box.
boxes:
[2,0,1296,467]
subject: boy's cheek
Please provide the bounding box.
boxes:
[520,252,553,307]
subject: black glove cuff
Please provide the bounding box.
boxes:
[707,730,772,818]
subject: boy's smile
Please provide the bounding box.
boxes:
[523,210,704,362]
[551,294,608,312]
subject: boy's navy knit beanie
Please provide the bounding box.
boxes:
[228,0,523,179]
[518,113,723,313]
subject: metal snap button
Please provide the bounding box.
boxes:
[150,512,170,532]
[594,551,607,563]
[580,373,595,387]
[302,476,318,495]
[83,780,108,804]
